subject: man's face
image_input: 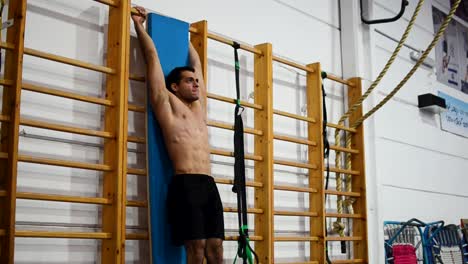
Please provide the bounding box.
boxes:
[172,70,199,103]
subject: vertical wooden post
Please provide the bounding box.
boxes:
[253,43,274,263]
[101,1,130,263]
[190,21,208,110]
[0,0,27,262]
[306,63,326,263]
[347,77,368,261]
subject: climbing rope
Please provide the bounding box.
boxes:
[351,0,461,129]
[331,0,426,245]
[332,0,461,247]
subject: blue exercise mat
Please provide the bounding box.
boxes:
[146,13,189,264]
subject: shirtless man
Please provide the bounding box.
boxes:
[132,7,224,264]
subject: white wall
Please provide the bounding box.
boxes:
[363,0,468,262]
[3,0,467,262]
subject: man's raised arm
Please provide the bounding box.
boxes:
[132,7,172,117]
[189,42,207,108]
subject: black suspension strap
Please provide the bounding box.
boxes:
[321,71,332,264]
[232,41,259,264]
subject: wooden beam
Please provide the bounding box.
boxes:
[15,231,111,239]
[274,134,317,146]
[325,73,354,87]
[101,0,130,262]
[126,168,147,176]
[125,233,149,240]
[328,167,360,175]
[18,155,111,171]
[223,207,263,214]
[214,178,263,188]
[210,148,263,161]
[274,211,318,217]
[272,55,313,73]
[325,236,363,241]
[225,235,263,241]
[325,213,364,219]
[207,120,263,136]
[274,185,317,193]
[347,77,368,261]
[274,159,317,170]
[207,92,263,110]
[24,48,114,74]
[324,190,361,197]
[0,79,14,86]
[331,259,365,264]
[16,192,111,205]
[20,118,113,138]
[275,236,319,242]
[326,122,357,133]
[330,144,359,154]
[0,0,27,262]
[253,43,274,263]
[0,153,8,159]
[274,109,316,123]
[22,82,112,106]
[128,104,145,113]
[0,42,15,50]
[306,62,326,263]
[190,20,208,111]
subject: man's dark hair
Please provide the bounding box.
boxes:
[165,66,195,93]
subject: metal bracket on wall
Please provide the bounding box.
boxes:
[360,0,408,25]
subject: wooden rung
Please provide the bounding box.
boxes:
[0,114,10,122]
[207,92,263,110]
[324,190,361,197]
[274,185,318,193]
[126,233,149,240]
[92,0,117,7]
[126,200,148,207]
[127,135,146,144]
[211,148,263,161]
[129,74,145,82]
[0,229,5,236]
[272,55,314,73]
[224,207,263,214]
[15,230,112,239]
[225,235,263,241]
[214,178,263,188]
[275,236,319,242]
[128,104,146,113]
[274,159,317,170]
[0,152,8,159]
[326,236,363,241]
[18,155,112,171]
[0,41,15,50]
[274,211,318,217]
[325,213,364,219]
[325,73,354,87]
[22,82,112,106]
[331,259,365,264]
[0,79,14,86]
[0,190,6,197]
[127,168,147,176]
[16,192,111,205]
[328,167,360,176]
[21,118,113,138]
[330,145,359,154]
[24,47,115,74]
[274,134,317,146]
[190,28,263,55]
[273,109,316,123]
[326,123,356,133]
[207,120,263,136]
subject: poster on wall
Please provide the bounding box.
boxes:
[433,7,460,90]
[438,91,468,138]
[457,22,468,94]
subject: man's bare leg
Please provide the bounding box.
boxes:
[185,239,206,264]
[205,238,223,264]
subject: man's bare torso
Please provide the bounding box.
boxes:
[157,96,211,176]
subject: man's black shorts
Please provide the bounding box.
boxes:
[167,174,225,246]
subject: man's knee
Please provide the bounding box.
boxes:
[185,240,206,262]
[206,239,223,263]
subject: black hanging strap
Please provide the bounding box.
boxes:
[232,41,258,264]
